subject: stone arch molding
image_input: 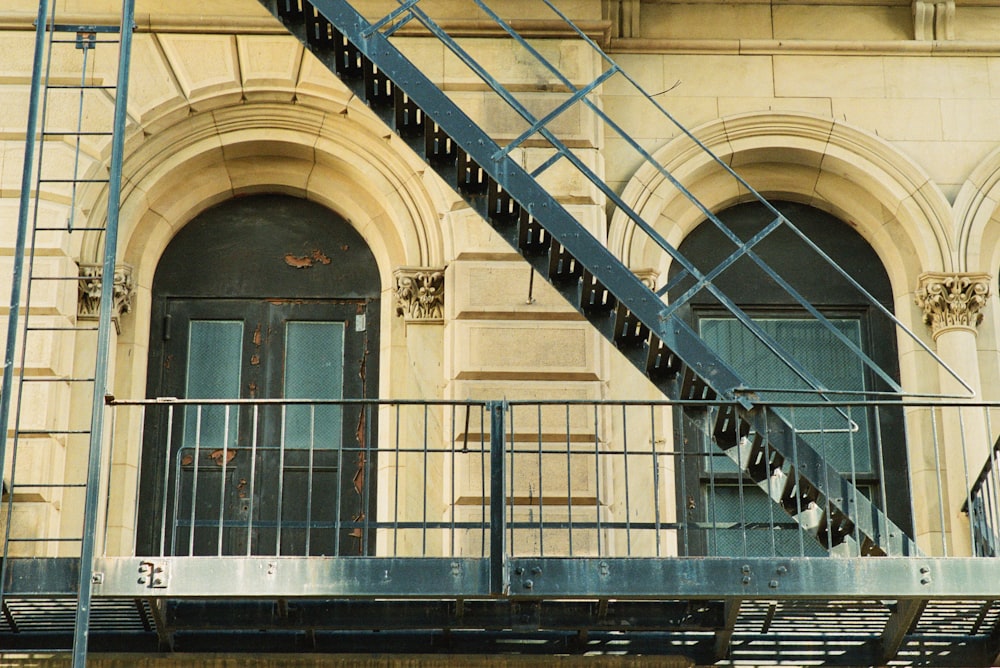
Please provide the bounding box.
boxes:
[955,145,1000,275]
[79,99,454,286]
[76,93,459,410]
[608,112,955,298]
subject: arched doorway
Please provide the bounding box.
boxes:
[670,200,913,556]
[135,194,380,557]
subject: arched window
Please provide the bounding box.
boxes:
[670,201,912,556]
[136,195,380,557]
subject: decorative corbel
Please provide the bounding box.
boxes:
[633,268,659,292]
[913,0,955,40]
[914,271,991,338]
[78,263,135,335]
[394,266,445,323]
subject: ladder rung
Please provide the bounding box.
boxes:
[44,84,118,90]
[27,326,100,332]
[42,131,114,137]
[37,178,110,184]
[17,429,92,435]
[21,377,96,383]
[36,227,107,232]
[6,537,82,543]
[11,483,87,489]
[49,39,121,47]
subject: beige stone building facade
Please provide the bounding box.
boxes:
[2,0,1000,664]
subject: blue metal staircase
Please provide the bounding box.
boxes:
[257,0,919,557]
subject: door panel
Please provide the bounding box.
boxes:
[141,298,373,557]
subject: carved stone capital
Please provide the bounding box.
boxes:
[394,266,445,322]
[915,272,991,337]
[78,263,135,335]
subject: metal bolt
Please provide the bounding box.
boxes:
[741,565,751,574]
[91,573,103,585]
[921,577,932,585]
[524,579,534,590]
[531,567,542,575]
[514,567,524,575]
[919,566,931,574]
[769,580,779,589]
[776,566,788,575]
[742,576,751,585]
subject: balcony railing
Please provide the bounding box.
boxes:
[23,396,976,564]
[5,396,1000,663]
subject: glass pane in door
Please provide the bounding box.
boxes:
[183,320,243,449]
[283,321,346,449]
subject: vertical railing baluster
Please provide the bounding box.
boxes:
[706,410,719,557]
[873,406,890,556]
[305,405,315,556]
[133,404,148,558]
[480,404,487,557]
[247,404,258,556]
[278,405,287,556]
[565,404,573,556]
[393,403,400,556]
[101,401,117,558]
[790,406,805,557]
[187,406,203,557]
[450,403,457,556]
[422,402,429,555]
[930,406,947,556]
[620,404,628,556]
[678,408,689,557]
[160,404,173,557]
[846,405,862,557]
[218,405,231,556]
[593,404,602,556]
[536,404,544,556]
[733,405,747,559]
[650,404,661,557]
[958,406,975,555]
[489,400,507,596]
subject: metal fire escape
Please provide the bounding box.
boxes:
[3,0,1000,665]
[0,0,135,665]
[260,0,922,557]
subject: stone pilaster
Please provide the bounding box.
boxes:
[914,271,991,556]
[77,263,136,335]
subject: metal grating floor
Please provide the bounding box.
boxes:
[1,597,998,664]
[1,597,156,635]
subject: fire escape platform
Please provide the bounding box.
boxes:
[6,556,1000,599]
[4,557,1000,664]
